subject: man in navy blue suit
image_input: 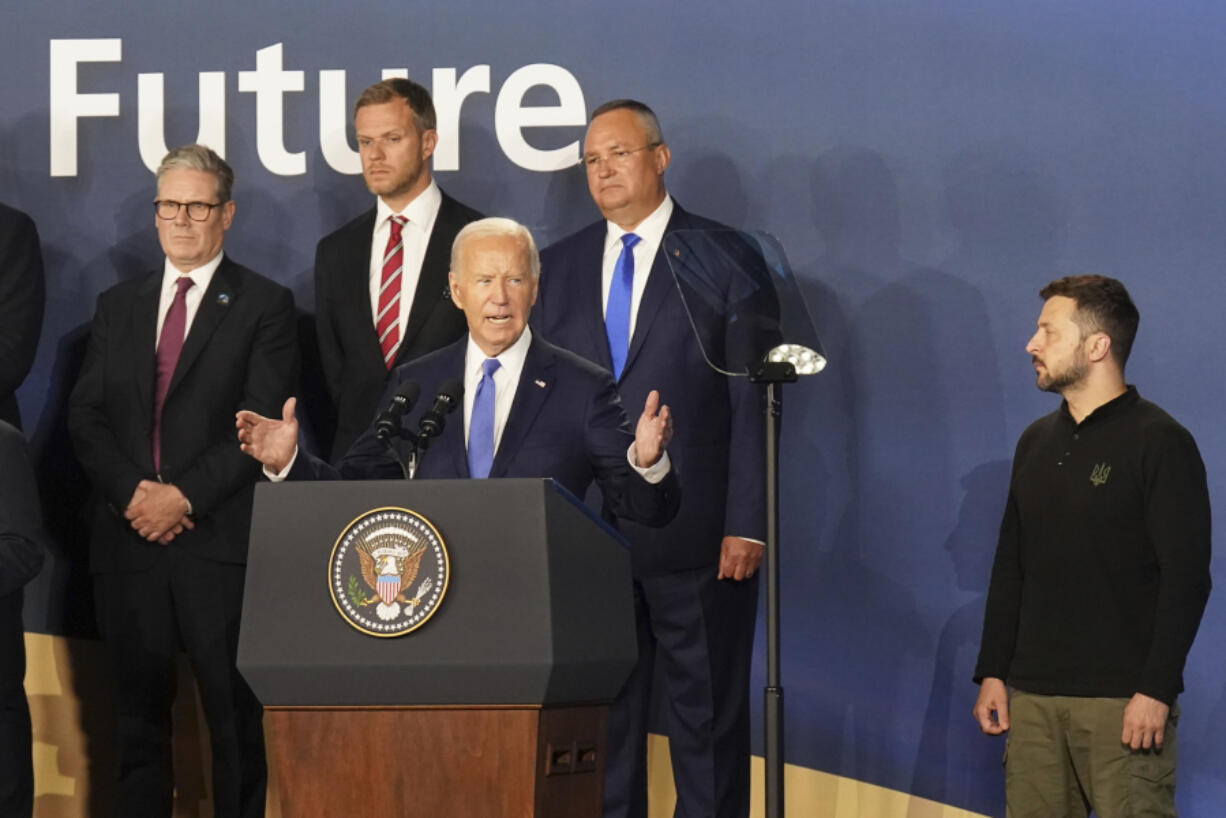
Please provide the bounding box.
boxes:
[533,100,767,818]
[237,217,680,530]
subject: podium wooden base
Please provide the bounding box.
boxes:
[265,705,608,818]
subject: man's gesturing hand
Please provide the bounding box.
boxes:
[634,389,673,468]
[236,397,299,474]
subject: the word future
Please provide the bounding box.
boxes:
[49,40,588,177]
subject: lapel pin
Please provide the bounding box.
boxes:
[535,379,546,388]
[217,292,231,306]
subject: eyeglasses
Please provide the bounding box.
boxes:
[154,200,223,222]
[583,143,660,169]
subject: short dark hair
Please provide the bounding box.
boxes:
[1039,275,1140,368]
[353,78,437,133]
[590,99,664,145]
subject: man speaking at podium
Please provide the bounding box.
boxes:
[238,217,680,529]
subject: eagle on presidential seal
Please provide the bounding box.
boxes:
[356,537,435,622]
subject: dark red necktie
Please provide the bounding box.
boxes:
[152,276,194,471]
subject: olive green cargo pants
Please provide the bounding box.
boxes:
[1005,690,1178,818]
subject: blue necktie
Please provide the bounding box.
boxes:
[467,358,501,478]
[605,233,641,379]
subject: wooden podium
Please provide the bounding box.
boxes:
[238,479,637,818]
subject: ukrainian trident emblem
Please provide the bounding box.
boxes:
[1090,463,1111,487]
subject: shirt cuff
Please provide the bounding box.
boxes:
[263,447,299,483]
[626,443,670,484]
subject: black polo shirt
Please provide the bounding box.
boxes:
[974,386,1211,705]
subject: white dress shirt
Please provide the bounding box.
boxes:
[601,194,674,337]
[369,181,443,344]
[155,251,223,347]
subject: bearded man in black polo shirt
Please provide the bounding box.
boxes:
[971,275,1211,818]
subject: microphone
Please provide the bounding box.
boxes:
[417,379,464,442]
[375,381,421,444]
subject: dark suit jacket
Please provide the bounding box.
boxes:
[289,334,680,528]
[69,256,300,573]
[0,204,46,430]
[0,421,44,598]
[534,203,767,574]
[314,190,482,461]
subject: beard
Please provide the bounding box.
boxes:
[1034,350,1089,393]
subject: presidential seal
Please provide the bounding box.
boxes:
[329,507,449,637]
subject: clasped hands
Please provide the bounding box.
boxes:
[125,480,193,544]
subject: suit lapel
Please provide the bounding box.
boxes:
[439,340,472,478]
[623,207,688,378]
[347,208,385,367]
[623,249,672,378]
[397,195,458,363]
[130,272,162,425]
[410,338,471,478]
[579,227,615,372]
[166,258,238,399]
[489,337,554,478]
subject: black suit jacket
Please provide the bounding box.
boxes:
[0,204,46,430]
[0,421,44,598]
[534,203,768,574]
[69,256,300,573]
[314,190,482,461]
[290,334,680,528]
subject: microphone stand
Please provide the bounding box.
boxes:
[749,359,796,818]
[377,430,412,480]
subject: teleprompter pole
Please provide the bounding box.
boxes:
[751,361,796,818]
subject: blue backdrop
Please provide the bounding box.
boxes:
[6,2,1225,815]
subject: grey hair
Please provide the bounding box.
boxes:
[156,144,234,202]
[451,217,541,279]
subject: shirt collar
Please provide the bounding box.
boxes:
[1060,384,1140,427]
[465,326,533,377]
[376,179,442,230]
[161,250,223,293]
[603,194,673,256]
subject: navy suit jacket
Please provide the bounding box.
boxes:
[289,334,680,528]
[534,203,767,574]
[69,256,300,572]
[314,190,483,461]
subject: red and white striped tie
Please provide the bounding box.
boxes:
[376,215,407,369]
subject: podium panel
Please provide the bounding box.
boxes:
[238,478,637,706]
